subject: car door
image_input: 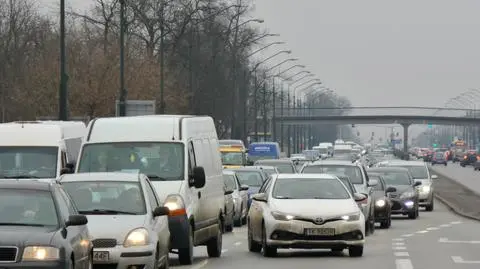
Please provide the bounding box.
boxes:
[56,187,90,268]
[143,177,169,250]
[249,177,274,241]
[235,174,248,209]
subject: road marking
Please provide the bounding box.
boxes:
[440,224,451,227]
[426,227,439,231]
[191,259,209,269]
[234,241,242,246]
[393,242,405,246]
[221,249,228,253]
[452,256,480,264]
[393,238,405,241]
[395,259,413,269]
[402,234,414,237]
[439,237,480,244]
[451,221,463,225]
[416,230,428,234]
[395,252,410,257]
[393,246,407,250]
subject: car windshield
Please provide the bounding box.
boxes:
[255,161,294,173]
[223,175,237,191]
[369,176,385,190]
[435,152,445,158]
[235,171,263,186]
[400,166,428,179]
[378,172,411,185]
[0,146,58,178]
[301,165,364,184]
[337,178,355,195]
[62,181,147,215]
[272,178,350,199]
[0,189,58,227]
[260,168,276,175]
[334,149,352,155]
[221,152,244,165]
[77,142,184,181]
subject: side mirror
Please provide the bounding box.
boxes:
[65,162,75,170]
[353,193,367,202]
[240,184,249,191]
[247,160,254,166]
[251,193,267,202]
[413,181,422,187]
[60,168,72,175]
[66,214,88,226]
[224,189,234,195]
[190,166,206,188]
[431,175,438,179]
[368,179,378,187]
[153,206,170,217]
[385,186,397,193]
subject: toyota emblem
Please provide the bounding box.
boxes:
[314,217,324,224]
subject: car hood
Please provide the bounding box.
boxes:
[0,226,57,246]
[150,181,183,202]
[86,215,147,242]
[388,185,414,195]
[270,199,359,218]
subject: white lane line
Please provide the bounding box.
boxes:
[191,259,209,269]
[396,259,414,269]
[393,238,405,241]
[452,256,480,264]
[439,237,480,244]
[451,221,463,225]
[395,252,410,257]
[393,242,405,246]
[402,234,414,237]
[426,227,439,231]
[416,230,428,234]
[440,224,451,227]
[221,249,228,253]
[393,246,407,250]
[234,241,242,246]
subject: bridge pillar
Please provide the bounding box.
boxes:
[402,123,410,159]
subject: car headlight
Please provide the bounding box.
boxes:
[400,191,415,199]
[164,194,186,216]
[341,213,361,221]
[421,185,431,193]
[124,228,149,247]
[375,199,386,207]
[22,246,60,261]
[271,211,295,221]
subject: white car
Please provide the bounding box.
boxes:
[247,173,366,257]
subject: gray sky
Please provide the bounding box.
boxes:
[40,0,480,143]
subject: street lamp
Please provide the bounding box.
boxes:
[276,65,305,77]
[118,0,127,116]
[59,0,68,120]
[247,41,284,58]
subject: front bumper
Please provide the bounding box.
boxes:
[390,198,416,214]
[418,190,433,206]
[265,218,365,249]
[0,260,67,268]
[93,244,156,269]
[374,206,390,221]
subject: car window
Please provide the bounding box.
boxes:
[57,187,77,215]
[235,171,264,187]
[380,172,411,185]
[144,181,159,209]
[302,165,364,184]
[401,166,428,179]
[223,175,237,190]
[62,181,147,215]
[272,178,350,199]
[370,176,385,191]
[259,177,271,193]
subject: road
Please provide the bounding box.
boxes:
[430,162,480,195]
[168,202,473,269]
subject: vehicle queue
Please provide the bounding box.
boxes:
[0,116,437,269]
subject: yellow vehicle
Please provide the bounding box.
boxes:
[220,145,247,169]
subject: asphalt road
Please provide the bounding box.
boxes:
[168,202,473,269]
[430,162,480,195]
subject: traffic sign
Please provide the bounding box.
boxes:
[427,124,432,128]
[391,139,402,145]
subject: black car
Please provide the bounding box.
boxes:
[460,152,478,167]
[367,167,421,219]
[367,173,396,228]
[0,180,91,268]
[431,152,447,166]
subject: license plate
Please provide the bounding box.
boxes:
[304,228,335,236]
[93,251,109,262]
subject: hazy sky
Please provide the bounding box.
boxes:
[39,0,480,142]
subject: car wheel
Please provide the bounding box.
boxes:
[380,219,389,228]
[425,200,434,212]
[234,206,243,227]
[206,218,223,258]
[408,210,417,219]
[262,225,277,257]
[178,225,194,265]
[159,248,169,269]
[369,216,375,234]
[248,222,262,252]
[364,220,371,236]
[348,245,364,257]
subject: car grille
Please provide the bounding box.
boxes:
[92,239,117,248]
[391,201,402,210]
[389,193,398,198]
[0,247,18,262]
[270,230,363,241]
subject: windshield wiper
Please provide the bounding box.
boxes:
[3,175,41,179]
[78,209,138,215]
[146,175,169,181]
[0,222,46,227]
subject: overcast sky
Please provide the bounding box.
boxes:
[39,0,480,142]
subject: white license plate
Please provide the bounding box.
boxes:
[93,251,109,262]
[305,228,335,236]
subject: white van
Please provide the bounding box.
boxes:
[0,121,86,180]
[74,115,224,265]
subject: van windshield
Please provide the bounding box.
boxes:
[77,142,184,181]
[0,146,58,178]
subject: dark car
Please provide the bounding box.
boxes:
[226,167,268,209]
[253,159,297,173]
[223,176,235,232]
[460,152,478,167]
[431,152,447,166]
[367,167,421,219]
[334,175,367,210]
[0,180,91,268]
[367,173,396,228]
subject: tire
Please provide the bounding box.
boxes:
[178,225,194,265]
[234,206,243,227]
[425,200,434,212]
[206,218,223,258]
[444,163,447,166]
[225,222,233,232]
[159,249,169,269]
[348,245,363,257]
[369,216,375,235]
[408,210,417,219]
[380,218,390,229]
[261,225,277,257]
[364,220,371,236]
[248,223,262,252]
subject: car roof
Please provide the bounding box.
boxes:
[226,167,264,172]
[275,173,339,180]
[255,159,292,164]
[0,180,53,191]
[383,160,426,167]
[251,165,277,170]
[306,160,359,166]
[368,167,410,172]
[222,170,236,175]
[59,172,142,183]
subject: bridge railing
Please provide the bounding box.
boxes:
[275,107,475,118]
